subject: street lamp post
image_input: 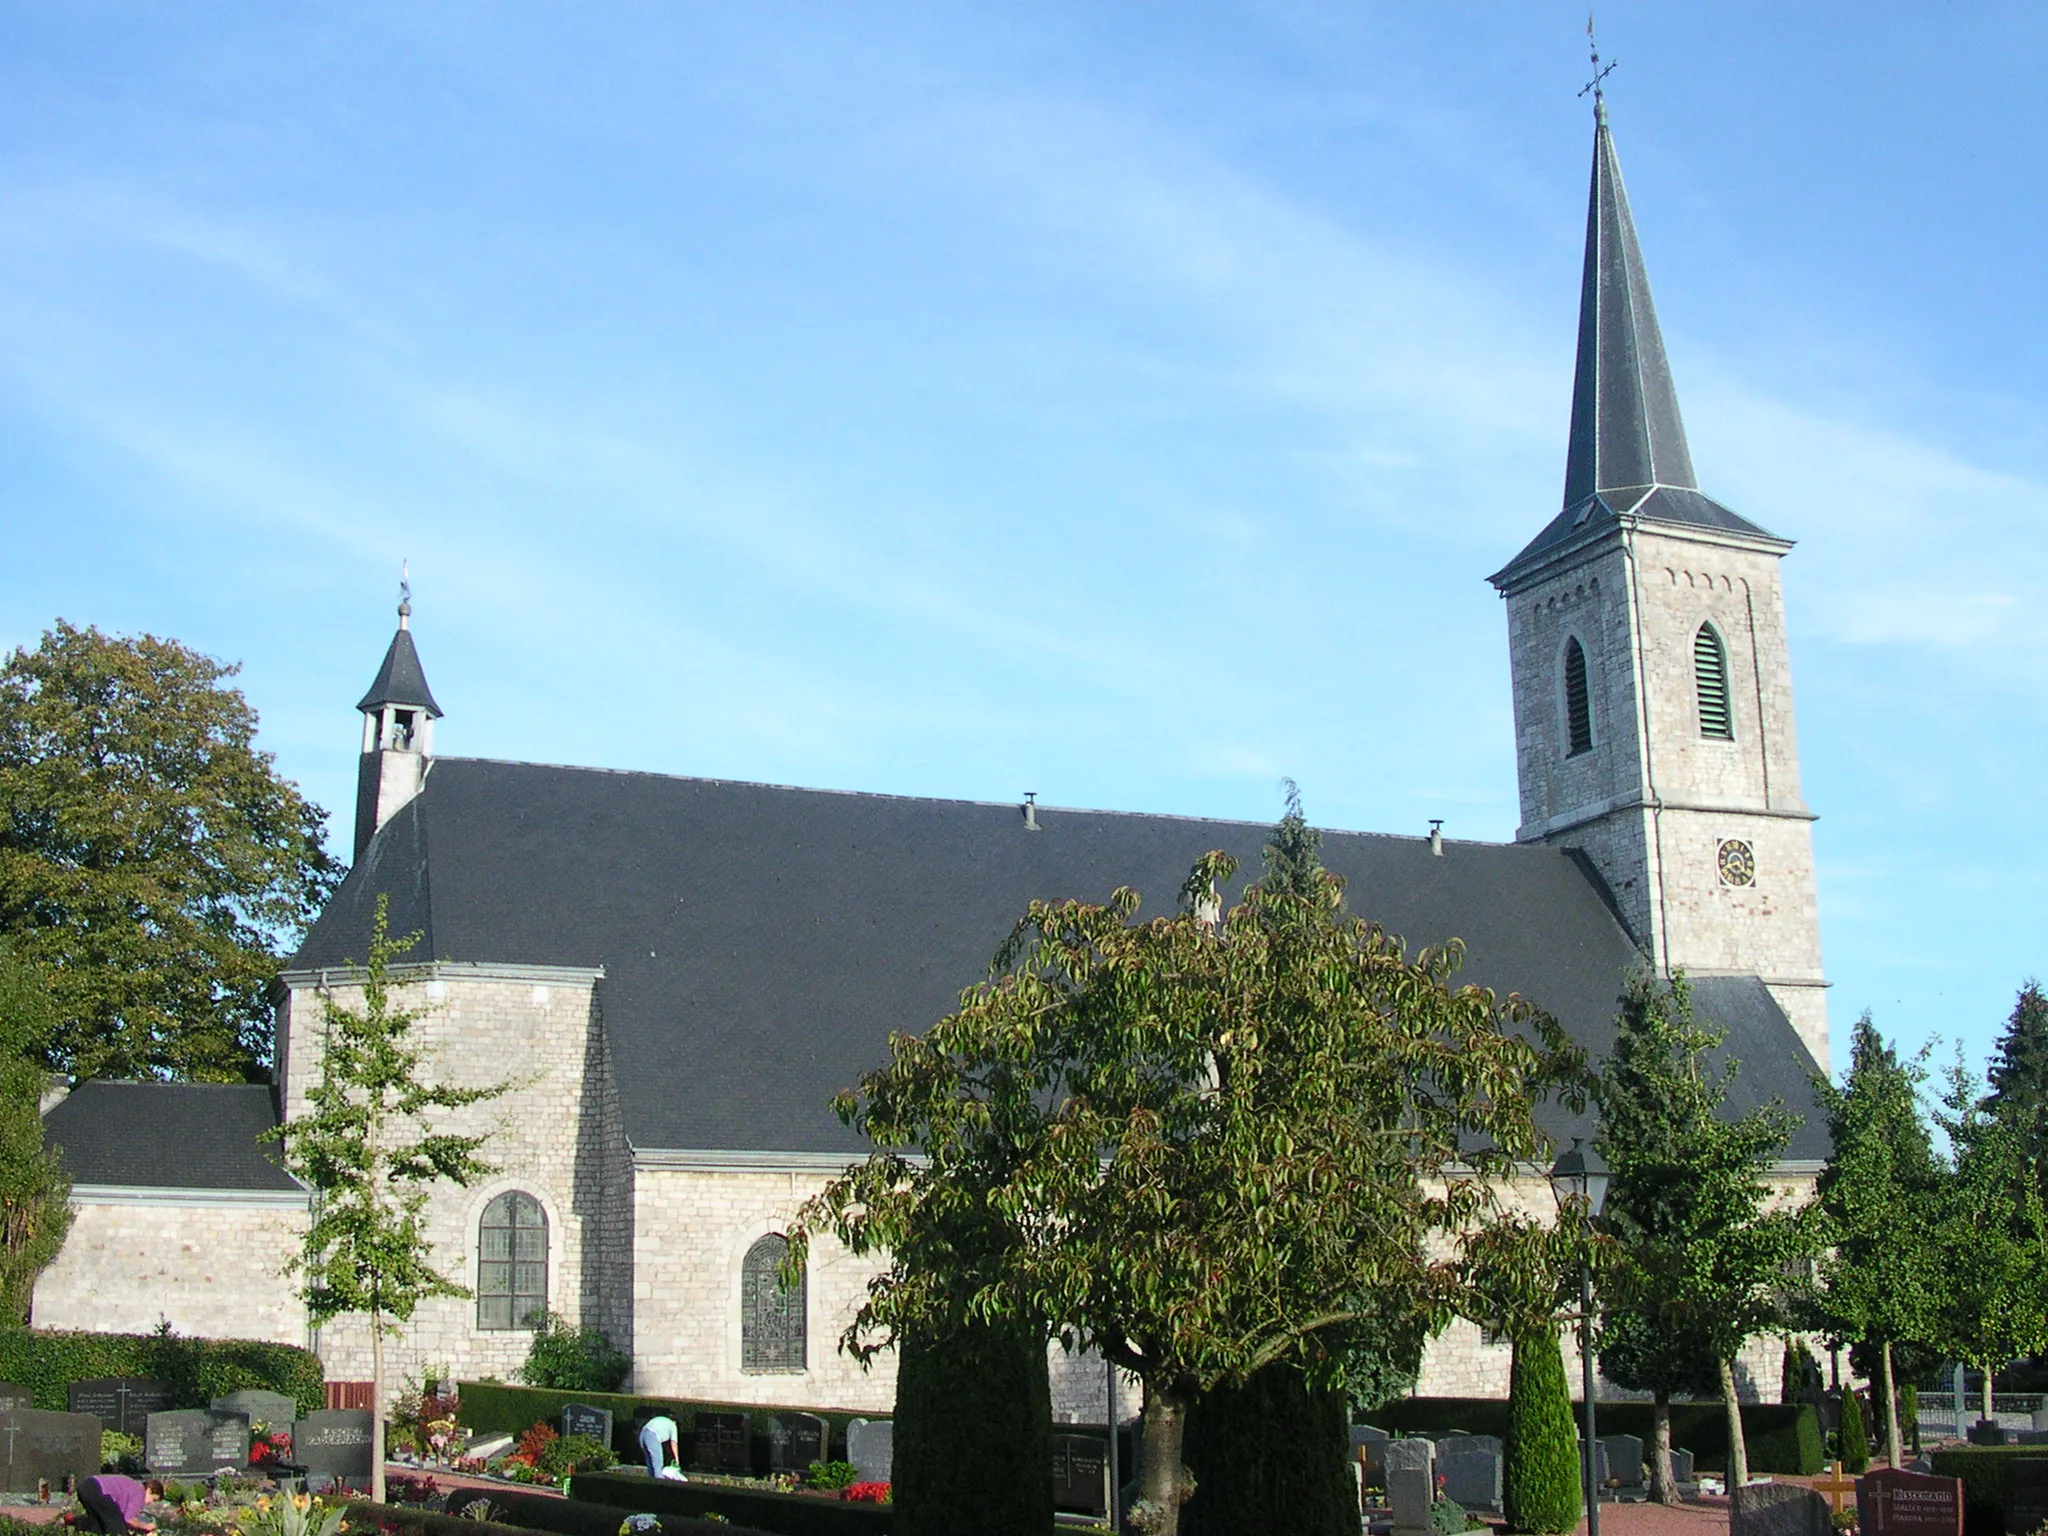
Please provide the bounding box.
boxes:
[1550,1138,1610,1536]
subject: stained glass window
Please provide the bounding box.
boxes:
[741,1233,806,1372]
[477,1191,548,1331]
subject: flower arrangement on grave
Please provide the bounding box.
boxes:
[248,1430,294,1468]
[803,1460,858,1491]
[237,1493,345,1536]
[841,1482,891,1505]
[383,1474,441,1506]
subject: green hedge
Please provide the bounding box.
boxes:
[1928,1448,2048,1536]
[1369,1397,1823,1475]
[570,1472,893,1536]
[0,1328,324,1416]
[1183,1361,1354,1536]
[340,1498,774,1536]
[459,1383,870,1478]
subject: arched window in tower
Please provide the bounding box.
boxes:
[1562,637,1593,757]
[477,1191,548,1330]
[1694,623,1733,740]
[741,1234,806,1372]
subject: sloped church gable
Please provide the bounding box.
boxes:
[37,97,1829,1413]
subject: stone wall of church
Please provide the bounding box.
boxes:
[33,1197,309,1345]
[279,970,631,1405]
[626,1165,895,1412]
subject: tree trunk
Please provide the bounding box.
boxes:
[1134,1384,1191,1536]
[1879,1341,1901,1467]
[371,1314,386,1507]
[1719,1356,1749,1490]
[1648,1388,1675,1504]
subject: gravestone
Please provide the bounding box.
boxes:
[847,1418,894,1483]
[293,1409,374,1489]
[1969,1420,2010,1446]
[1352,1424,1390,1481]
[1732,1481,1832,1536]
[561,1403,614,1447]
[0,1385,32,1414]
[768,1413,826,1473]
[1387,1439,1436,1536]
[67,1377,173,1438]
[2001,1460,2048,1536]
[0,1409,101,1493]
[1439,1434,1503,1510]
[1858,1466,1964,1536]
[692,1411,750,1476]
[1601,1433,1645,1492]
[1671,1448,1696,1487]
[146,1408,251,1475]
[212,1391,297,1434]
[1051,1433,1109,1515]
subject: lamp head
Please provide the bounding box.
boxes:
[1548,1136,1610,1218]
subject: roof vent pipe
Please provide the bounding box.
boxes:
[1429,819,1444,857]
[1023,792,1039,832]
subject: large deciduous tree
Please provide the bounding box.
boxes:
[1596,973,1818,1492]
[798,803,1583,1536]
[1929,1051,2048,1427]
[0,941,71,1323]
[0,622,341,1081]
[1812,1012,1942,1466]
[269,897,508,1505]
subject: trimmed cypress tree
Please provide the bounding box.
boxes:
[892,1311,1052,1536]
[1839,1386,1870,1473]
[1182,1359,1356,1536]
[1504,1326,1582,1535]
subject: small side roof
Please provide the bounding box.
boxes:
[43,1081,303,1192]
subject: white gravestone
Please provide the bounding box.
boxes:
[847,1418,893,1484]
[1387,1438,1436,1536]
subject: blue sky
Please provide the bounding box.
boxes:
[4,3,2045,1084]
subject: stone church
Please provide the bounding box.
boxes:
[34,100,1829,1417]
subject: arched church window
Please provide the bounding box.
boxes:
[741,1234,806,1372]
[1694,623,1733,740]
[1562,638,1593,757]
[477,1192,548,1330]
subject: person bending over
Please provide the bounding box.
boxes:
[78,1476,156,1535]
[637,1414,684,1480]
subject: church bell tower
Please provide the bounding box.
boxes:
[1489,96,1828,1064]
[354,587,442,861]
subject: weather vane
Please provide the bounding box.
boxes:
[398,559,412,620]
[1579,14,1618,107]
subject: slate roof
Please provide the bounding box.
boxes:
[43,1081,303,1192]
[291,758,1829,1160]
[1492,105,1780,591]
[356,624,442,718]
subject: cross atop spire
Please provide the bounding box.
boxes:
[1580,14,1618,115]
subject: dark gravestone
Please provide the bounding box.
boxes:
[561,1404,613,1446]
[1052,1433,1109,1516]
[1732,1481,1832,1536]
[212,1391,297,1434]
[67,1378,173,1438]
[2002,1460,2048,1536]
[0,1385,32,1414]
[692,1412,750,1476]
[1439,1435,1504,1510]
[0,1409,102,1493]
[293,1409,375,1488]
[768,1413,826,1473]
[1858,1467,1964,1536]
[146,1408,251,1475]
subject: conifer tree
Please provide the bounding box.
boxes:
[1596,973,1819,1493]
[1839,1386,1870,1473]
[1812,1012,1941,1465]
[0,942,70,1323]
[1989,982,2048,1189]
[269,897,510,1504]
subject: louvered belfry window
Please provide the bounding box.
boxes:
[477,1191,548,1330]
[1563,638,1593,757]
[741,1233,806,1372]
[1695,624,1733,739]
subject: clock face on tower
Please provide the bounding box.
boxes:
[1717,839,1756,888]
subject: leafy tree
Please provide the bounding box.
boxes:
[1811,1012,1942,1466]
[1461,1216,1587,1532]
[1596,973,1819,1493]
[268,896,510,1504]
[1928,1053,2048,1426]
[0,622,341,1081]
[516,1312,631,1393]
[1989,983,2048,1190]
[798,805,1583,1536]
[0,941,70,1323]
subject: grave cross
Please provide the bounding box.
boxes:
[1814,1460,1859,1515]
[2,1422,16,1463]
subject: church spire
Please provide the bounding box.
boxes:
[1562,99,1697,511]
[354,574,441,860]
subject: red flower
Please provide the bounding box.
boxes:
[842,1482,892,1504]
